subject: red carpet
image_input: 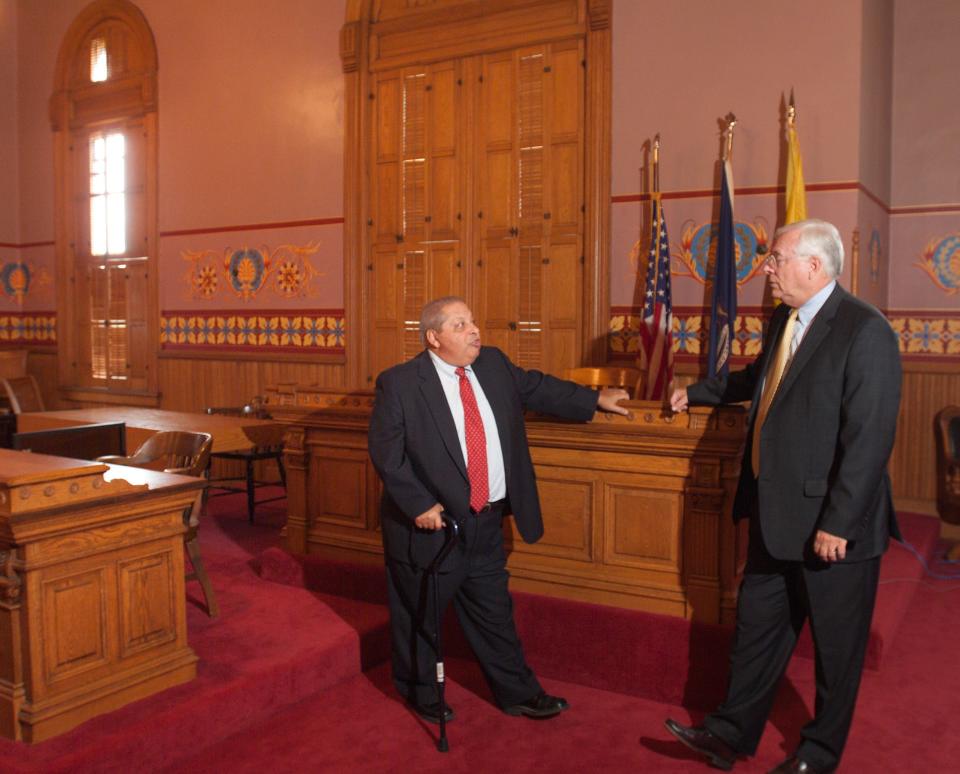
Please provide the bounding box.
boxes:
[1,492,956,772]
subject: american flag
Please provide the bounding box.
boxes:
[637,193,673,400]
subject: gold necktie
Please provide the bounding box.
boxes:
[751,308,798,478]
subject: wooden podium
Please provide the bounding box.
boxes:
[266,385,748,624]
[0,450,203,742]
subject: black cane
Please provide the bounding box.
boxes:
[427,514,460,753]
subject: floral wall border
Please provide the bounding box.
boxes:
[0,312,57,344]
[609,305,960,365]
[160,309,345,353]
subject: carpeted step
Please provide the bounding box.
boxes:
[0,553,375,774]
[254,512,940,711]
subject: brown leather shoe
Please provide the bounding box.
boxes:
[664,718,737,770]
[768,756,828,774]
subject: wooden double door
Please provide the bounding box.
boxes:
[368,38,586,379]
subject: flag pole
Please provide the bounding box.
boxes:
[722,112,737,162]
[652,133,660,194]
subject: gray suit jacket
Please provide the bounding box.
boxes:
[688,285,902,561]
[368,346,598,568]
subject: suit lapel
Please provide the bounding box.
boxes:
[416,351,468,482]
[772,284,845,406]
[471,349,513,474]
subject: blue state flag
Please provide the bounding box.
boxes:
[707,159,737,378]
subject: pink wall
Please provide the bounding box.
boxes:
[611,0,863,195]
[888,0,960,313]
[3,0,957,352]
[610,0,865,312]
[10,0,345,320]
[0,0,19,245]
[858,0,894,206]
[890,0,960,208]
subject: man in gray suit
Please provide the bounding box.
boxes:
[664,220,902,774]
[369,296,628,724]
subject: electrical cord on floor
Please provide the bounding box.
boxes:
[878,538,960,587]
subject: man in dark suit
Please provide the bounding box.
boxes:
[664,219,901,774]
[368,296,629,723]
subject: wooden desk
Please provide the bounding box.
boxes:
[0,449,203,742]
[266,385,748,624]
[17,407,284,455]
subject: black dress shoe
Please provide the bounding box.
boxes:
[664,718,737,771]
[407,699,454,724]
[503,692,570,718]
[768,756,827,774]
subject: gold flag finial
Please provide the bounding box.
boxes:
[723,113,737,161]
[653,133,661,193]
[787,89,796,127]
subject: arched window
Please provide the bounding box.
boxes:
[50,0,159,404]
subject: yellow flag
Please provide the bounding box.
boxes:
[785,123,806,224]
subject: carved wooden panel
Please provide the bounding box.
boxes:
[603,482,681,570]
[311,447,369,529]
[118,551,176,658]
[41,568,109,686]
[279,392,745,621]
[509,470,594,561]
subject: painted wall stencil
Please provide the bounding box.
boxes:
[0,260,53,303]
[182,241,324,301]
[915,233,960,295]
[671,219,769,286]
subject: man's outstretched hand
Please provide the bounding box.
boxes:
[597,388,630,416]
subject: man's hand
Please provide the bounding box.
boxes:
[669,387,689,413]
[597,387,630,415]
[813,529,848,562]
[414,503,445,531]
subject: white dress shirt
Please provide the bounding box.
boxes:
[428,351,507,502]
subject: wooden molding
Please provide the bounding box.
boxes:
[587,0,612,30]
[340,21,361,73]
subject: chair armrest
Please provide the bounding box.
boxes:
[97,454,134,465]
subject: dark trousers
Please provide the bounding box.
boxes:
[704,526,881,772]
[385,505,541,708]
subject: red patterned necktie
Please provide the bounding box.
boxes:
[456,366,489,512]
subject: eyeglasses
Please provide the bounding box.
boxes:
[763,251,809,269]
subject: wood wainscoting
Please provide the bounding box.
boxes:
[266,385,748,624]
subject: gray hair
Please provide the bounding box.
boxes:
[419,296,466,346]
[774,219,844,277]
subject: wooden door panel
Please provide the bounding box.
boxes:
[428,245,463,299]
[429,64,457,153]
[428,154,458,236]
[549,141,580,230]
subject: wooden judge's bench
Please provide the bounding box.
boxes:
[0,450,202,742]
[267,385,749,625]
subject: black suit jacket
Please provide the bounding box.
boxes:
[368,346,599,568]
[688,285,902,562]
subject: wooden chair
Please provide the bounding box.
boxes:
[0,349,27,379]
[99,431,219,617]
[1,375,45,413]
[562,366,644,399]
[205,403,286,524]
[935,406,960,560]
